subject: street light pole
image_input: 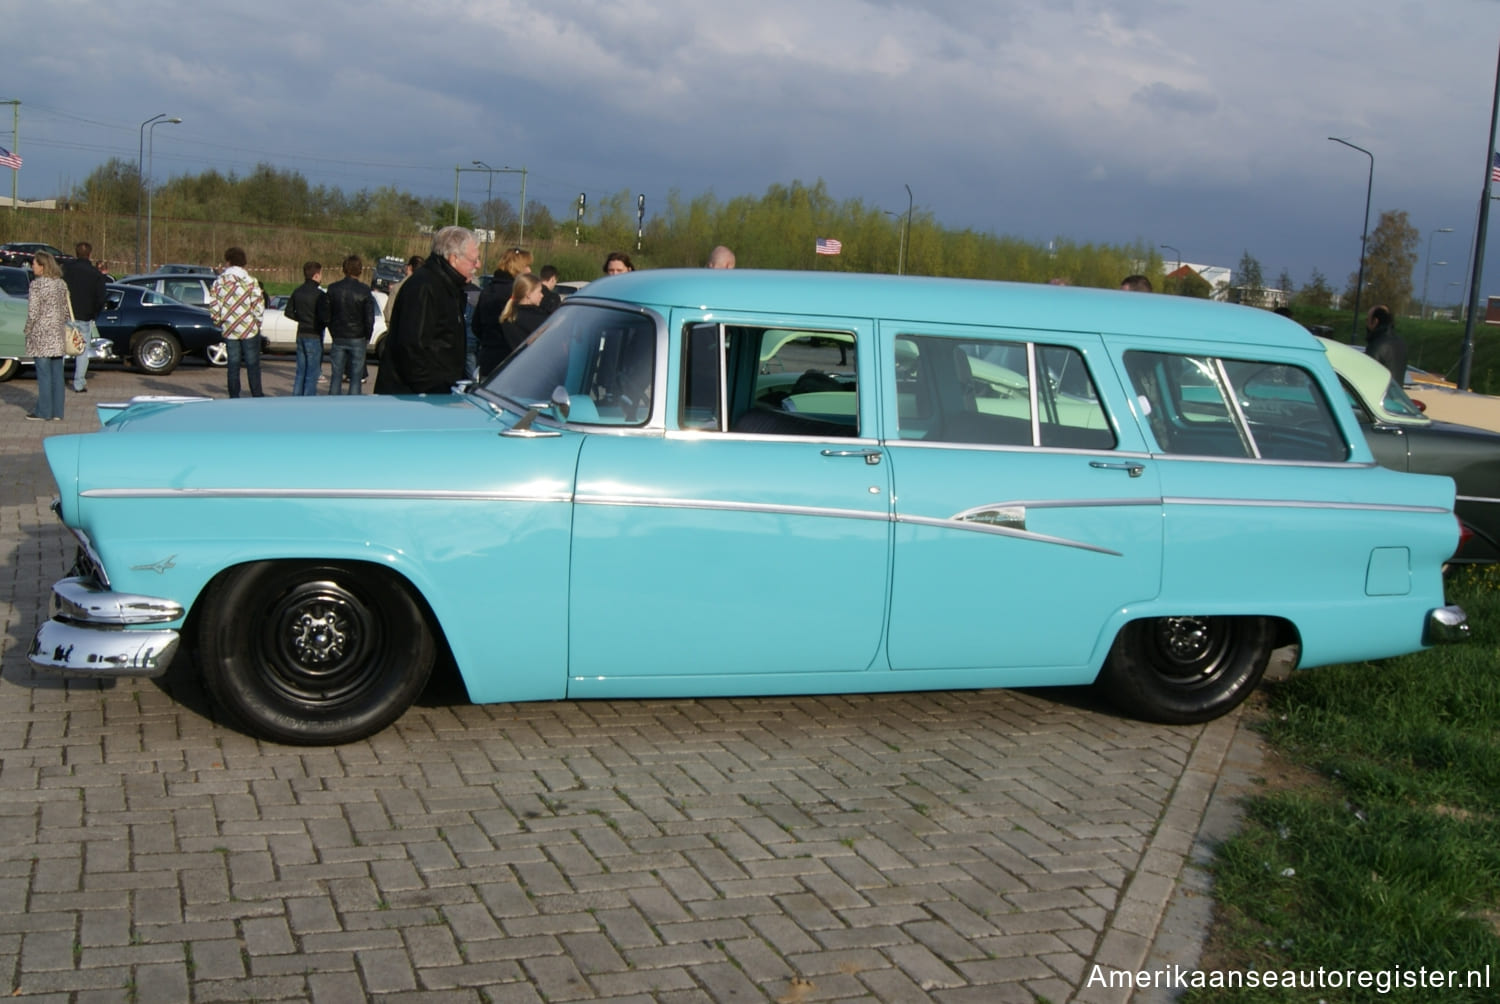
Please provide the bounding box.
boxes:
[901,184,912,276]
[1328,137,1374,343]
[144,116,181,274]
[1421,227,1454,320]
[1160,243,1181,278]
[136,114,167,273]
[473,160,496,272]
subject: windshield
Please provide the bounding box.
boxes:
[480,303,658,426]
[1380,379,1428,420]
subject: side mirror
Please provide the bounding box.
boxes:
[505,385,572,436]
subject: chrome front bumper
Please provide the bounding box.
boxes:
[1425,604,1470,645]
[28,577,183,679]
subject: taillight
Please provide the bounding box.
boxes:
[1453,516,1473,560]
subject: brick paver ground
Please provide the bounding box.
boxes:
[0,356,1254,1002]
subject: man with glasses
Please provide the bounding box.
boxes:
[374,227,481,395]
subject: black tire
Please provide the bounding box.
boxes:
[197,561,435,744]
[132,329,183,375]
[1096,615,1273,724]
[0,357,18,382]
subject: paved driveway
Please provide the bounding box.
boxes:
[0,358,1254,1002]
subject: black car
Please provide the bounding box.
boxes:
[95,284,225,375]
[0,242,68,268]
[0,265,29,297]
[371,256,407,292]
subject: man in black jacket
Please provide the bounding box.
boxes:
[326,255,377,395]
[374,227,481,395]
[61,241,108,393]
[1365,305,1407,386]
[284,260,329,396]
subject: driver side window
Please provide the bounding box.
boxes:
[682,324,861,438]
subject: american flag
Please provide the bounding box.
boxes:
[815,238,842,256]
[0,146,20,171]
[1491,151,1500,184]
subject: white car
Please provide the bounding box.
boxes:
[262,290,388,353]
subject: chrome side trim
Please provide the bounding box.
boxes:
[81,487,575,503]
[1164,496,1450,515]
[28,619,178,679]
[577,494,891,524]
[896,513,1122,555]
[52,577,183,625]
[1456,494,1500,506]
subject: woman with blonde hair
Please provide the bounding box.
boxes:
[473,247,534,376]
[23,251,70,421]
[479,272,547,377]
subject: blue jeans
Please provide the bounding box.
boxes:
[465,330,479,380]
[34,356,65,420]
[72,320,96,390]
[293,336,323,396]
[328,339,367,395]
[225,337,264,398]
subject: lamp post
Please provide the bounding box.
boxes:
[136,114,167,273]
[144,116,180,274]
[1421,227,1454,320]
[1160,243,1180,286]
[1328,137,1374,342]
[883,211,908,275]
[472,160,497,272]
[901,183,912,276]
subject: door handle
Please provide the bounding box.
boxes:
[821,448,883,465]
[1089,460,1145,478]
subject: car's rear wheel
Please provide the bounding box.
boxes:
[0,357,18,382]
[197,561,436,745]
[205,342,228,367]
[1096,615,1273,724]
[132,329,183,375]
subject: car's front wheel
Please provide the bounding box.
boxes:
[205,342,228,367]
[132,329,183,375]
[0,357,18,382]
[1096,615,1273,724]
[197,561,436,745]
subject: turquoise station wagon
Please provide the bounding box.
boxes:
[30,271,1468,745]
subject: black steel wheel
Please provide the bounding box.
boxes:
[198,561,435,744]
[1096,615,1273,724]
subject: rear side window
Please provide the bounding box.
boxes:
[894,334,1115,450]
[1124,350,1347,461]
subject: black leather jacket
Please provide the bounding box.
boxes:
[326,276,376,342]
[373,254,468,394]
[284,279,329,336]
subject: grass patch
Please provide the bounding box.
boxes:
[1190,565,1500,1002]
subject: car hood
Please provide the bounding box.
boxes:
[95,392,510,435]
[45,393,576,527]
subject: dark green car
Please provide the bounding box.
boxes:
[1322,336,1500,564]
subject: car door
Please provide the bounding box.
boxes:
[565,313,893,694]
[884,329,1163,679]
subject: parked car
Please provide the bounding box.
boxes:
[0,242,68,267]
[1321,336,1500,564]
[371,256,406,292]
[28,271,1466,745]
[261,289,388,352]
[0,264,30,297]
[153,263,218,276]
[0,287,27,381]
[93,283,225,374]
[114,272,215,309]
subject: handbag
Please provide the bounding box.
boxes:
[64,296,88,357]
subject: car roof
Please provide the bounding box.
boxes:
[116,273,212,284]
[1317,335,1431,426]
[578,270,1323,350]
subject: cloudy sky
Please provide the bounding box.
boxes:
[6,0,1500,301]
